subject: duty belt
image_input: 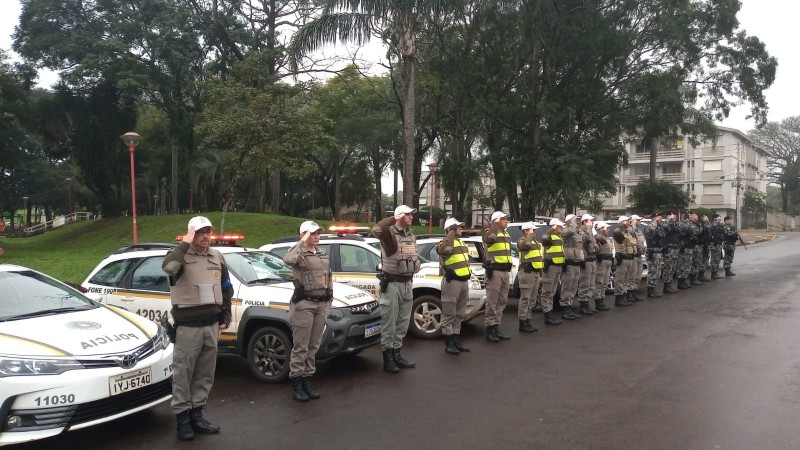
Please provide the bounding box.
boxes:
[175,317,219,328]
[381,272,413,283]
[596,254,612,261]
[585,256,597,262]
[647,248,663,252]
[298,294,332,302]
[565,259,584,266]
[618,254,635,260]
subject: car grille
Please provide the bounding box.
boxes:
[474,273,486,289]
[346,300,379,314]
[77,338,161,369]
[4,378,172,432]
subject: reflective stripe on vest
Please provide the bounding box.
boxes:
[443,239,471,277]
[487,231,512,264]
[545,234,565,264]
[521,241,544,269]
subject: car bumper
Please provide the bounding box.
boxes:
[464,290,487,322]
[317,304,382,359]
[0,347,173,445]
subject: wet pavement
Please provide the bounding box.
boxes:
[18,234,800,449]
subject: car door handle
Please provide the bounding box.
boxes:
[120,296,135,302]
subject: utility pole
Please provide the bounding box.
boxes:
[735,143,741,226]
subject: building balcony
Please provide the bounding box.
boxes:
[629,148,685,160]
[625,173,685,184]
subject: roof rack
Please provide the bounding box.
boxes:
[113,242,177,254]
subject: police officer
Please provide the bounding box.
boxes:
[643,213,665,298]
[629,214,646,301]
[483,211,514,342]
[722,216,739,276]
[577,214,598,316]
[699,214,713,282]
[559,214,583,320]
[686,211,705,286]
[540,218,566,325]
[372,205,421,373]
[162,216,232,441]
[661,212,681,294]
[592,221,613,311]
[708,214,725,279]
[283,221,332,401]
[516,221,543,333]
[676,213,696,289]
[436,218,473,353]
[612,215,637,306]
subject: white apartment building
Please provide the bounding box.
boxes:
[602,126,770,224]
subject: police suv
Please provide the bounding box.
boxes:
[0,264,173,445]
[262,234,487,339]
[81,237,381,384]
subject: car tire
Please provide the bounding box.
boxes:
[246,326,291,383]
[409,294,443,339]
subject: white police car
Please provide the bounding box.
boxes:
[0,264,173,446]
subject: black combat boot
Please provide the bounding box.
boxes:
[615,294,630,307]
[486,326,500,342]
[495,325,512,340]
[663,281,678,294]
[393,348,416,368]
[176,410,195,441]
[698,270,710,282]
[444,335,460,354]
[632,289,645,302]
[579,301,595,315]
[189,407,220,433]
[725,267,736,276]
[544,311,561,325]
[677,278,690,289]
[626,291,637,305]
[519,319,536,333]
[301,377,321,399]
[532,300,543,312]
[291,377,309,402]
[711,271,724,279]
[452,334,470,352]
[690,274,703,286]
[561,306,576,320]
[594,298,610,311]
[647,287,663,298]
[382,349,400,373]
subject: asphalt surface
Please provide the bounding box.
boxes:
[20,234,800,450]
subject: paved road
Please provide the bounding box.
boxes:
[22,234,800,449]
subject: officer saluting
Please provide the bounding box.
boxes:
[483,211,514,342]
[372,205,421,373]
[516,221,543,333]
[162,216,232,441]
[283,221,332,402]
[436,217,473,353]
[540,218,566,325]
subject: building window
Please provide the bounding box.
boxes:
[704,184,722,195]
[662,162,682,174]
[631,165,650,176]
[703,160,722,171]
[634,143,646,153]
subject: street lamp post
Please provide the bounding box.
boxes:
[154,194,159,215]
[66,177,73,217]
[427,162,438,234]
[121,132,142,243]
[22,196,29,228]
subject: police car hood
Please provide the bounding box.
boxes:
[0,306,157,357]
[243,281,375,308]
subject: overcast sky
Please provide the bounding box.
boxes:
[1,0,796,134]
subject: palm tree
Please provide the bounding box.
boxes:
[288,0,461,208]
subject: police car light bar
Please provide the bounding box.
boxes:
[175,234,245,244]
[328,225,370,236]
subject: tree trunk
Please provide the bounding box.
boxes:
[401,47,416,208]
[649,137,659,180]
[171,139,179,214]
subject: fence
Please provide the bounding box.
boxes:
[765,212,799,231]
[20,212,95,236]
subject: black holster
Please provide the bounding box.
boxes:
[445,268,455,282]
[160,317,176,343]
[615,254,623,267]
[482,262,494,280]
[376,273,390,293]
[522,262,533,274]
[291,279,305,303]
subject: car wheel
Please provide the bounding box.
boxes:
[409,294,443,339]
[246,326,291,383]
[606,267,616,294]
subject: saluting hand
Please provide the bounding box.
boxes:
[300,231,311,243]
[182,226,196,243]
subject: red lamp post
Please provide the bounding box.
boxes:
[428,162,438,234]
[121,132,142,244]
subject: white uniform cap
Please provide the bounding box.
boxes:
[491,211,508,222]
[549,218,565,227]
[595,221,609,229]
[580,214,595,222]
[521,221,539,231]
[444,218,465,229]
[564,214,576,222]
[630,214,643,220]
[618,215,630,222]
[299,220,322,234]
[394,205,417,217]
[188,216,213,231]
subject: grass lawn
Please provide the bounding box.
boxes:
[0,212,441,284]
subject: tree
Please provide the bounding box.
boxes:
[748,117,800,212]
[628,179,693,215]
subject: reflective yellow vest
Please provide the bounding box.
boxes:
[486,231,512,264]
[443,239,471,277]
[544,234,565,264]
[521,241,545,269]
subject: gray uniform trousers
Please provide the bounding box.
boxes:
[517,270,542,321]
[723,244,735,268]
[709,243,722,273]
[614,259,634,295]
[691,244,705,275]
[172,323,219,414]
[539,264,562,313]
[662,248,679,282]
[440,278,469,335]
[677,248,693,279]
[624,257,637,292]
[380,280,413,351]
[594,258,612,300]
[578,260,596,301]
[560,264,580,306]
[633,255,644,289]
[646,251,664,288]
[289,299,331,378]
[484,270,510,326]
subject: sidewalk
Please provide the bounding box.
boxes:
[739,231,778,245]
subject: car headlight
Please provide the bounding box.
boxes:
[153,324,171,350]
[0,356,84,377]
[469,275,481,290]
[327,308,344,321]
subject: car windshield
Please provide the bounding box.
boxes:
[0,270,97,321]
[224,251,294,284]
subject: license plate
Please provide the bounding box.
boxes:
[109,367,152,396]
[364,321,381,338]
